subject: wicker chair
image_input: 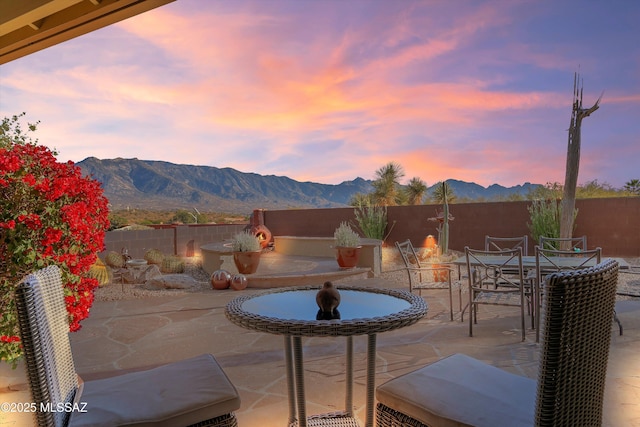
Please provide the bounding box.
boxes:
[376,259,619,427]
[394,240,460,321]
[15,265,241,427]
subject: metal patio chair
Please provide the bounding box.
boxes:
[485,235,529,255]
[483,235,531,289]
[394,240,460,321]
[376,259,620,427]
[462,247,529,341]
[15,265,241,427]
[539,235,587,251]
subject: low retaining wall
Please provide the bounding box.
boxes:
[274,236,382,276]
[201,236,382,277]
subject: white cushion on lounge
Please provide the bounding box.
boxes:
[69,354,240,427]
[376,353,535,427]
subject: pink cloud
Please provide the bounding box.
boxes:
[1,0,637,190]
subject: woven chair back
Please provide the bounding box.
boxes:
[535,259,619,426]
[15,265,78,427]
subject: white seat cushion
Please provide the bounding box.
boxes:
[69,354,240,427]
[376,353,535,427]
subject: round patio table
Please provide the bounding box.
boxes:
[225,285,427,427]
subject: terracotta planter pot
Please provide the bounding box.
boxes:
[335,246,362,269]
[233,251,261,274]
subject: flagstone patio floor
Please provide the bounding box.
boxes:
[2,273,639,427]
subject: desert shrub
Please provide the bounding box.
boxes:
[354,203,387,240]
[527,199,577,245]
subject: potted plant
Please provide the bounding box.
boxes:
[232,231,262,274]
[334,221,362,269]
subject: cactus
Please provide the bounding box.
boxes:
[105,251,126,268]
[161,255,185,273]
[441,183,450,255]
[144,248,165,265]
[88,258,111,285]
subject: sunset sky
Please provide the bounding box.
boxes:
[1,0,639,188]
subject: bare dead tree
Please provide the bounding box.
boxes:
[559,73,602,248]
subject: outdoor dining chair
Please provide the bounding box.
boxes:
[485,235,529,255]
[462,247,529,341]
[539,235,587,251]
[483,235,531,288]
[532,245,622,341]
[15,265,241,427]
[376,259,620,427]
[394,240,460,321]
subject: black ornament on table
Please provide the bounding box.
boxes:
[316,281,341,320]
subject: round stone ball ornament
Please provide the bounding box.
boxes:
[211,269,232,290]
[230,274,248,291]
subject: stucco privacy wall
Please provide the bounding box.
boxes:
[262,197,640,257]
[99,197,639,259]
[101,224,246,259]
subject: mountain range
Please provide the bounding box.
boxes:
[77,157,542,213]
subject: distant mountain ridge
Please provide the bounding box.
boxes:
[77,157,541,213]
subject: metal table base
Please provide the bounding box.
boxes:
[285,335,377,427]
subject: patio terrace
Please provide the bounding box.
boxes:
[2,251,639,426]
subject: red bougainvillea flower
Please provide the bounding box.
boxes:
[1,114,110,366]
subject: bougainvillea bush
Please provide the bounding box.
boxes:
[1,114,110,366]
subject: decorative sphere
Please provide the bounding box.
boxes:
[229,274,248,291]
[211,270,231,290]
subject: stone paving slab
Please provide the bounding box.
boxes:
[1,280,639,427]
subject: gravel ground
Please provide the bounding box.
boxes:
[93,248,640,302]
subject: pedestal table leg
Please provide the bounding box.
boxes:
[293,336,307,427]
[284,336,296,426]
[345,336,353,416]
[365,334,377,427]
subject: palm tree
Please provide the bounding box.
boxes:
[624,179,640,196]
[372,162,405,206]
[405,177,427,205]
[431,181,455,204]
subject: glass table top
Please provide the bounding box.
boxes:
[241,289,411,321]
[226,286,428,337]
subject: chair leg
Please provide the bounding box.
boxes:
[448,283,454,322]
[614,310,623,335]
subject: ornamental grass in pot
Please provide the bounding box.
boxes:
[333,222,362,269]
[232,231,262,274]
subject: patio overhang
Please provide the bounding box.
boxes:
[0,0,175,65]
